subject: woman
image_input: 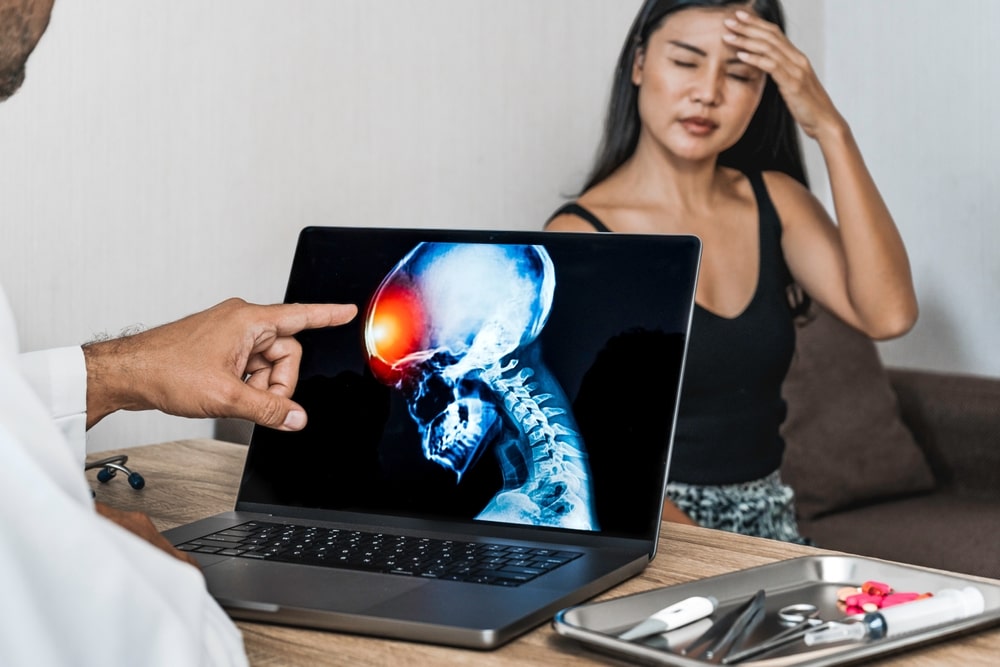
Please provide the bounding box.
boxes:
[546,0,918,543]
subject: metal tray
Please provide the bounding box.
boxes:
[552,555,1000,666]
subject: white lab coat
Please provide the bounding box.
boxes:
[0,285,247,667]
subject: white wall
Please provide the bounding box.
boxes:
[768,0,1000,377]
[0,0,637,451]
[1,1,995,452]
[816,0,1000,377]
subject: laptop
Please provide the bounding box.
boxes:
[165,226,700,649]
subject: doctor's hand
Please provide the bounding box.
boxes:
[83,298,358,430]
[95,502,201,569]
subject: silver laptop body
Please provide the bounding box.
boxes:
[166,226,700,649]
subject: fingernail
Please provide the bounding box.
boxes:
[724,18,738,27]
[283,410,307,430]
[736,10,750,19]
[723,33,737,42]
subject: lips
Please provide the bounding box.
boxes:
[680,116,719,136]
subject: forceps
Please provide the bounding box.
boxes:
[721,603,828,664]
[682,589,766,661]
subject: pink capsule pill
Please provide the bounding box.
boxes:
[861,580,892,597]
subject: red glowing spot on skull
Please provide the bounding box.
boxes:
[367,284,427,371]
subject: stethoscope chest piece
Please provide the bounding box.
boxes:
[85,455,146,490]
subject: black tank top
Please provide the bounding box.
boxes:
[548,172,796,484]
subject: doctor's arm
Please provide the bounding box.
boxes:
[82,298,357,430]
[0,428,247,667]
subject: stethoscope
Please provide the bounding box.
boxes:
[84,454,146,490]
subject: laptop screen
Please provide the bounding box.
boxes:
[238,227,699,539]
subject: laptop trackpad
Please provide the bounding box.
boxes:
[206,560,427,613]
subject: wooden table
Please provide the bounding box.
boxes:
[88,438,1000,666]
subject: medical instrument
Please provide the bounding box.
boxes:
[618,595,718,641]
[722,603,825,664]
[84,454,146,490]
[683,589,766,660]
[777,603,821,626]
[805,586,985,646]
[646,618,714,651]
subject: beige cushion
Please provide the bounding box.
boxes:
[781,307,936,519]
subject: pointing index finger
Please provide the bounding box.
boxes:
[269,302,359,336]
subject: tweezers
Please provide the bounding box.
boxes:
[682,589,766,661]
[722,619,835,664]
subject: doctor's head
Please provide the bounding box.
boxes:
[0,0,55,102]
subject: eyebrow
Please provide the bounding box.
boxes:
[667,39,744,65]
[668,40,707,56]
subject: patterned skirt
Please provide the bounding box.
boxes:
[664,471,813,545]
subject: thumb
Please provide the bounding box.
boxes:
[233,384,308,431]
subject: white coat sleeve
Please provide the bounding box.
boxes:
[0,284,248,666]
[18,345,88,463]
[0,418,249,667]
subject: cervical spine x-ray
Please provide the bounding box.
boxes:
[363,243,599,530]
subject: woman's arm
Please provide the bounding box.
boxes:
[726,11,918,339]
[766,164,917,340]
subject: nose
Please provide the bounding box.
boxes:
[690,66,723,107]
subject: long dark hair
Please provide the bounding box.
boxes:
[581,0,808,194]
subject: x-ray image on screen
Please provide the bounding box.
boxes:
[237,227,698,540]
[363,243,599,531]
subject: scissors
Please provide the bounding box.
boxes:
[721,603,829,664]
[777,603,823,628]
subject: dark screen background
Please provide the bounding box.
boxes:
[238,227,699,539]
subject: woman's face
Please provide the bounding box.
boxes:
[632,6,766,162]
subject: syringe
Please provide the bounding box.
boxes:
[804,586,985,646]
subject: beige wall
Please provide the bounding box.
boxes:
[1,1,995,451]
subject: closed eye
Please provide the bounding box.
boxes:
[672,60,697,68]
[727,68,759,83]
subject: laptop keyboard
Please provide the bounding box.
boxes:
[176,521,583,587]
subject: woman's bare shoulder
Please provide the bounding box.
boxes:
[545,213,600,232]
[545,188,615,232]
[761,170,828,226]
[760,170,813,203]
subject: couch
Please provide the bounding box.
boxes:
[780,307,1000,580]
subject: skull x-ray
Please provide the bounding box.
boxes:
[364,243,599,531]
